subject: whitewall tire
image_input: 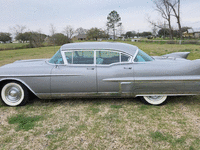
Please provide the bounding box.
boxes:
[141,95,168,105]
[0,82,28,106]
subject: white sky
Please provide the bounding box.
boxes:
[0,0,200,35]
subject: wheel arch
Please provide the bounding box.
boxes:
[0,78,38,98]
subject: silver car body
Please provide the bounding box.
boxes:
[1,42,200,99]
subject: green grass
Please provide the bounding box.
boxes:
[8,114,43,131]
[0,43,29,50]
[0,42,200,149]
[110,104,122,109]
[0,45,60,66]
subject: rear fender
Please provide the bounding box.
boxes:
[162,52,190,59]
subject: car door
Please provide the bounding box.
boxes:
[96,50,134,93]
[51,50,97,95]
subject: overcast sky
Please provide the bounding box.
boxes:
[0,0,200,35]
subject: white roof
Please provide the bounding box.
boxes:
[60,42,138,55]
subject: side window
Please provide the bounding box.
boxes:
[134,49,153,62]
[49,50,64,64]
[96,51,120,64]
[121,53,131,62]
[64,51,94,64]
[65,52,72,64]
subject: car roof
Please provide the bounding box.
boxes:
[60,42,138,55]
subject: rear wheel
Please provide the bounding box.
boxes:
[141,95,167,105]
[0,82,29,106]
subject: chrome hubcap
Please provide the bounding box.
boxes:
[5,86,22,103]
[147,96,163,101]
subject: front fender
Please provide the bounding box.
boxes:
[0,78,37,97]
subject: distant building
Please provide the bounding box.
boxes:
[72,34,87,41]
[183,28,200,38]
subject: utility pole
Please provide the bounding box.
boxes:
[178,0,182,40]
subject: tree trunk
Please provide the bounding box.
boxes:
[168,19,173,39]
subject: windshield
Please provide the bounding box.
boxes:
[134,49,154,62]
[49,50,64,64]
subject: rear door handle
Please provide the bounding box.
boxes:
[87,68,94,70]
[124,67,132,69]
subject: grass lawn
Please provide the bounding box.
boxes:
[0,42,200,149]
[0,43,29,50]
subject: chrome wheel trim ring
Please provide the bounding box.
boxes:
[143,95,167,105]
[1,83,24,106]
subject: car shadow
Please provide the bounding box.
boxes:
[27,97,142,106]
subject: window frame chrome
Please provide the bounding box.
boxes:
[61,49,133,66]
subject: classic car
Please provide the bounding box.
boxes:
[0,42,200,106]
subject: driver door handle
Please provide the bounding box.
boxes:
[87,68,94,70]
[124,67,132,69]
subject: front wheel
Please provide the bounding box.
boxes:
[0,82,29,106]
[140,95,168,105]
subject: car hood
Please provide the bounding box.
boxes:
[0,59,49,68]
[0,59,53,76]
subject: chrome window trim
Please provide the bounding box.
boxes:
[45,60,67,66]
[132,48,154,63]
[95,50,132,66]
[62,50,95,65]
[61,49,133,66]
[132,48,139,63]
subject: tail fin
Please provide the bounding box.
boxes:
[162,52,190,59]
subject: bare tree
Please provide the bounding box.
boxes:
[152,25,158,36]
[49,24,56,36]
[153,0,174,39]
[63,25,74,39]
[75,27,87,35]
[166,0,182,38]
[9,25,26,37]
[49,24,56,46]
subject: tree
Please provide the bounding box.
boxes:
[63,25,74,40]
[107,10,122,40]
[0,32,12,43]
[166,0,182,38]
[152,0,174,39]
[140,32,152,37]
[152,25,158,36]
[29,32,47,48]
[49,24,56,36]
[75,27,87,35]
[125,31,134,38]
[125,31,137,38]
[87,28,108,41]
[158,28,170,37]
[9,25,26,37]
[117,25,125,37]
[50,33,70,45]
[15,32,30,43]
[15,31,46,47]
[87,28,100,41]
[49,24,57,46]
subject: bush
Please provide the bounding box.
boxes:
[49,33,71,46]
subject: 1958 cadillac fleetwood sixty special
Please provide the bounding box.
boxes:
[0,42,200,106]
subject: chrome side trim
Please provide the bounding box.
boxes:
[136,94,196,97]
[0,74,82,77]
[103,76,200,82]
[121,82,132,84]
